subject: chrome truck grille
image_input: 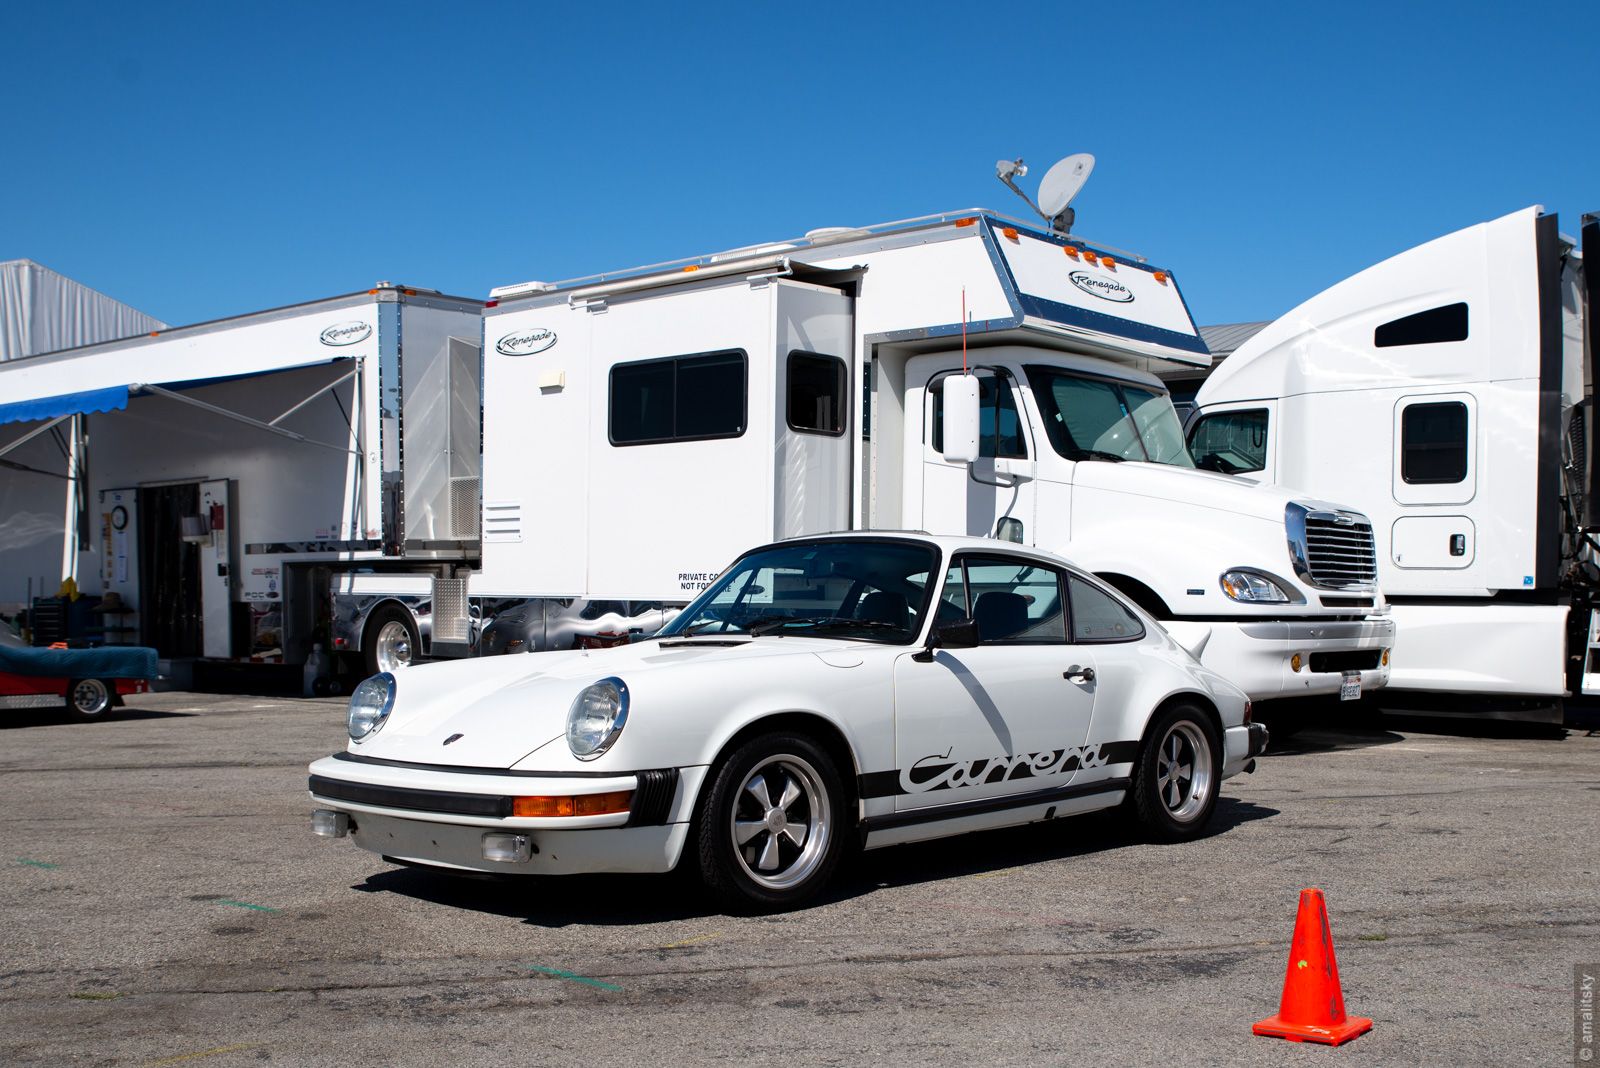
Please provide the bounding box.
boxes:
[1286,503,1378,590]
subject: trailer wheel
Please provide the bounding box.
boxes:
[364,606,419,676]
[65,678,114,722]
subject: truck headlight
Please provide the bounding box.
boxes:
[348,672,397,740]
[567,677,629,760]
[1219,569,1299,604]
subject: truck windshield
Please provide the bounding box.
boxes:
[1025,366,1195,467]
[657,539,940,644]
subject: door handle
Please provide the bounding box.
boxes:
[1064,665,1095,683]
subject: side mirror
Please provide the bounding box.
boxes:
[941,374,980,464]
[913,617,981,661]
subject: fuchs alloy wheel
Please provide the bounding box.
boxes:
[363,606,419,676]
[65,678,113,722]
[1130,703,1221,842]
[695,732,847,911]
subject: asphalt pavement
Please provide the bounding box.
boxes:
[1,692,1595,1066]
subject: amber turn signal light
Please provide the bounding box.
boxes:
[512,790,634,818]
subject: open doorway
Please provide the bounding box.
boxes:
[139,483,202,656]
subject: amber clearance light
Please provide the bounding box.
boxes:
[512,790,633,818]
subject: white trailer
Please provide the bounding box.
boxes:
[0,286,483,677]
[1190,206,1593,713]
[473,210,1395,703]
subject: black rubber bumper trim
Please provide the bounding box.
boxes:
[309,774,511,818]
[859,777,1131,834]
[1248,723,1270,757]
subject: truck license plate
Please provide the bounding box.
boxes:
[1340,671,1361,701]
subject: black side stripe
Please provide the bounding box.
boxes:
[855,739,1138,800]
[860,778,1132,834]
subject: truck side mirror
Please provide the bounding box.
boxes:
[941,374,981,464]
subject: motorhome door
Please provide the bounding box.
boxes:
[910,358,1039,541]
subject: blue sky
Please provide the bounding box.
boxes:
[3,1,1594,330]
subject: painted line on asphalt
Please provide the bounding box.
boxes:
[525,964,622,991]
[215,899,278,912]
[140,1044,261,1066]
[16,858,59,869]
[658,931,722,950]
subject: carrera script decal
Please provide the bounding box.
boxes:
[1068,271,1134,303]
[496,327,557,357]
[900,743,1109,795]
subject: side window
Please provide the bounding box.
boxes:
[1401,401,1468,484]
[1375,303,1469,348]
[1067,575,1145,643]
[1189,409,1269,474]
[960,557,1066,644]
[928,373,1028,458]
[787,351,847,435]
[610,350,747,445]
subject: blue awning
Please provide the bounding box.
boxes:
[0,385,129,426]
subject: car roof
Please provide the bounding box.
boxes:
[772,530,1084,571]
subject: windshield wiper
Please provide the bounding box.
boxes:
[751,616,903,637]
[1075,449,1128,463]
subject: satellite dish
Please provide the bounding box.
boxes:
[1037,154,1095,218]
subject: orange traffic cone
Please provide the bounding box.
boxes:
[1252,887,1373,1045]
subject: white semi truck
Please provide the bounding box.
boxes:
[468,209,1394,702]
[1190,206,1593,715]
[0,286,483,678]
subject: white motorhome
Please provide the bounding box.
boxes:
[472,210,1394,702]
[1190,206,1593,712]
[0,286,483,677]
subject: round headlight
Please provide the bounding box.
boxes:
[567,677,629,760]
[348,672,397,740]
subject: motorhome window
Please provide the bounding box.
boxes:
[1401,401,1469,484]
[1026,366,1195,467]
[1067,574,1145,643]
[928,374,1027,458]
[1375,303,1469,348]
[609,350,747,445]
[787,351,847,435]
[1189,409,1269,474]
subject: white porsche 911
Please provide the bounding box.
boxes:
[309,533,1268,910]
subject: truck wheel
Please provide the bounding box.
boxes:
[694,732,846,912]
[364,606,419,676]
[65,678,114,722]
[1129,702,1220,841]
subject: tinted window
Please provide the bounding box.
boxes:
[1189,408,1269,474]
[787,351,847,435]
[1375,303,1469,348]
[1401,401,1468,484]
[955,556,1066,644]
[1027,366,1194,467]
[929,373,1027,458]
[1068,575,1144,643]
[610,350,746,445]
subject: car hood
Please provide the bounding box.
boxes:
[1073,460,1319,523]
[345,637,884,770]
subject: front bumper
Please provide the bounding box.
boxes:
[306,754,705,876]
[1198,617,1395,701]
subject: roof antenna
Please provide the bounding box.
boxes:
[994,153,1095,236]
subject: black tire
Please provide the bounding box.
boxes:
[363,605,420,677]
[1129,702,1221,842]
[694,731,848,912]
[65,678,114,723]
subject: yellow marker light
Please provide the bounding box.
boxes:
[683,265,699,272]
[955,217,978,227]
[1064,246,1081,259]
[1382,649,1390,666]
[1083,251,1099,265]
[512,790,633,818]
[1290,653,1303,673]
[1153,270,1169,284]
[1101,256,1116,270]
[1001,227,1019,241]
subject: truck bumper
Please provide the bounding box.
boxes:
[1196,617,1395,702]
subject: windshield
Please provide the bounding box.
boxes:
[1026,366,1195,467]
[656,539,941,644]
